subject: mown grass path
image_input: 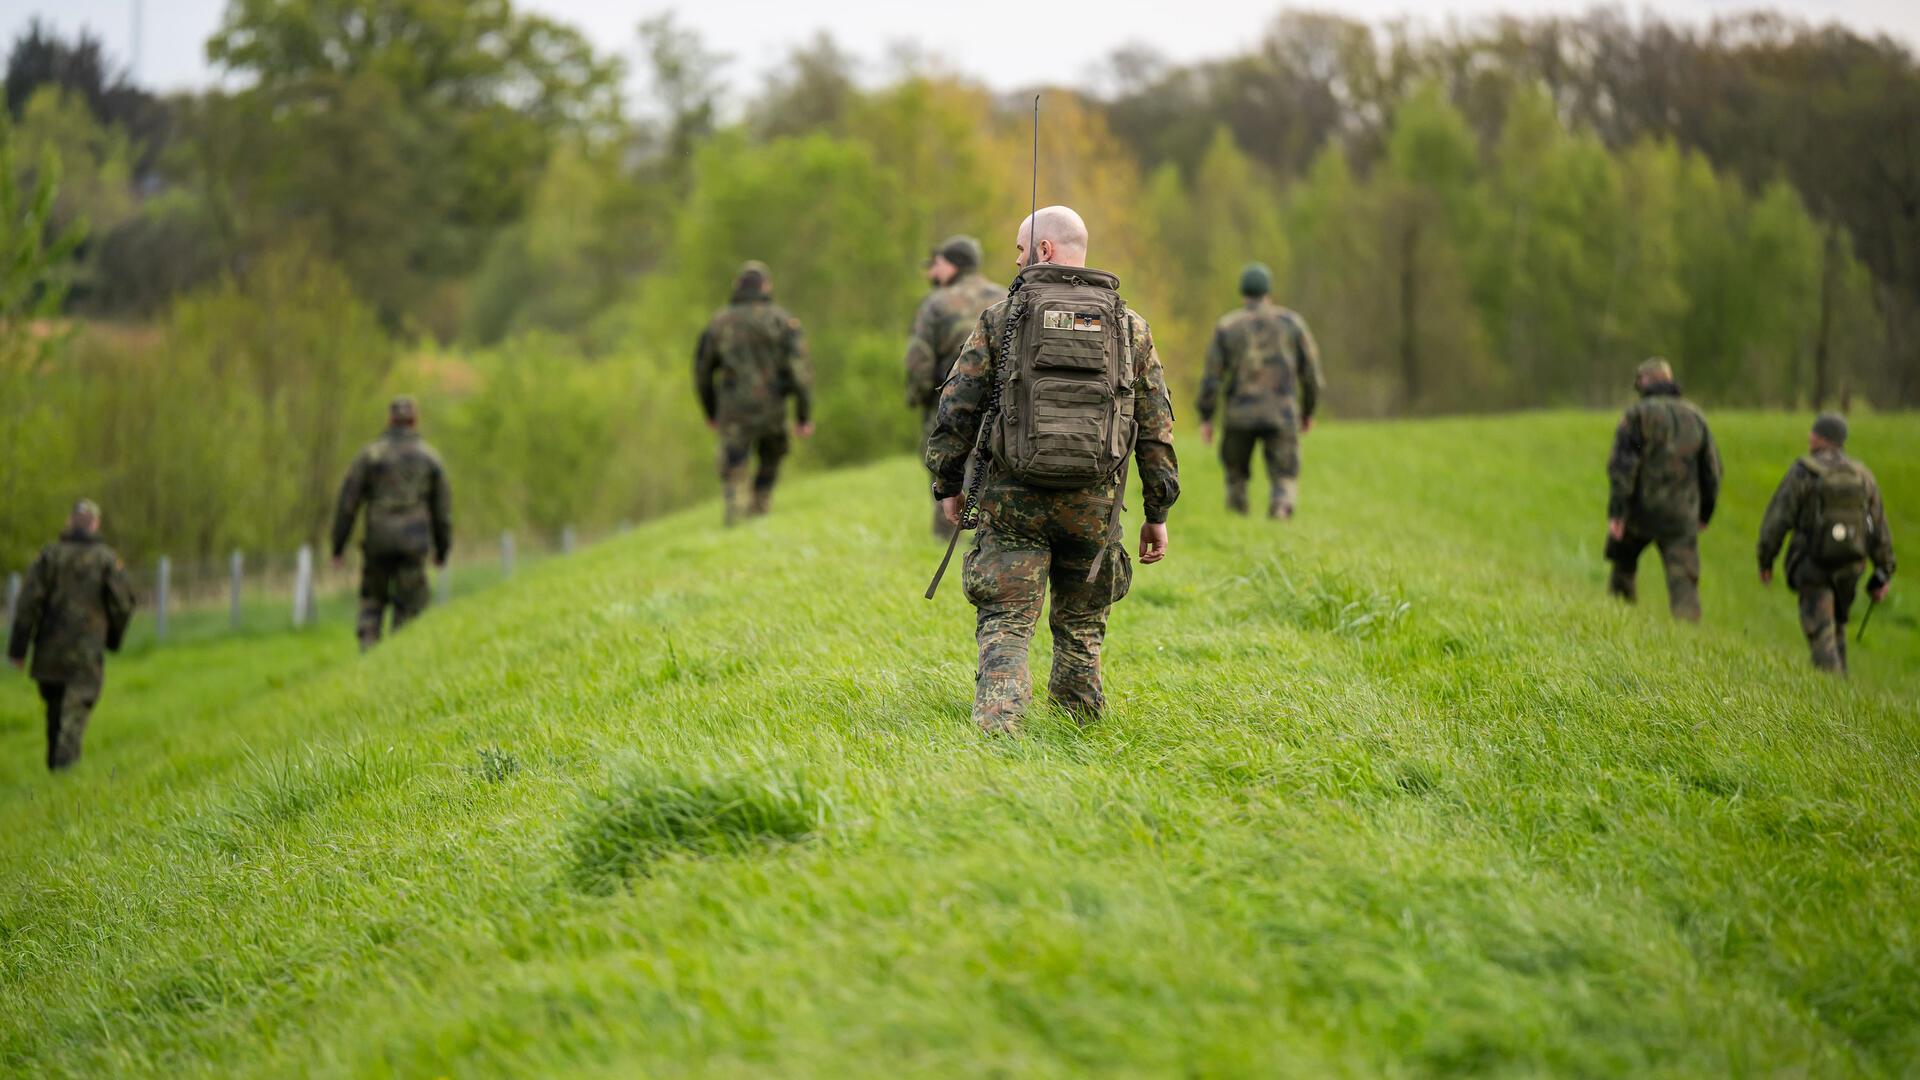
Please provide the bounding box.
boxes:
[2,413,1916,1076]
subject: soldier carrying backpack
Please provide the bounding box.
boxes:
[1605,357,1723,621]
[1758,413,1896,674]
[924,205,1181,734]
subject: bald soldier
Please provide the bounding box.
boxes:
[8,499,136,771]
[1605,357,1723,621]
[332,396,453,651]
[926,205,1180,733]
[695,260,815,525]
[1196,262,1324,519]
[906,235,1005,537]
[1757,414,1896,674]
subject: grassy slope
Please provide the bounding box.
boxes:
[1,412,1916,1077]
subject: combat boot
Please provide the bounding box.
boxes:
[748,487,773,517]
[721,466,749,527]
[1269,479,1297,521]
[1225,478,1249,516]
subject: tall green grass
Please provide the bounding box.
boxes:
[1,412,1914,1076]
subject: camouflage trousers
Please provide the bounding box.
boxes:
[961,473,1133,732]
[359,553,430,651]
[1793,561,1862,674]
[717,423,790,524]
[1606,527,1701,622]
[37,678,100,771]
[1219,425,1299,519]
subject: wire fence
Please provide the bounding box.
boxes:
[4,524,625,653]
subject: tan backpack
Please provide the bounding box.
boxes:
[990,264,1137,490]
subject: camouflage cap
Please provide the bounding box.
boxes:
[930,235,983,273]
[735,260,773,295]
[1812,412,1849,446]
[1635,357,1674,384]
[1240,262,1272,297]
[388,395,418,422]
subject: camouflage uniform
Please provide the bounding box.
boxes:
[696,265,813,524]
[7,524,136,770]
[331,422,453,650]
[906,266,1005,534]
[1196,299,1323,518]
[1604,377,1722,621]
[1757,447,1895,673]
[927,288,1179,731]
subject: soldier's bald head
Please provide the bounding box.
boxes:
[69,499,100,534]
[1016,205,1089,268]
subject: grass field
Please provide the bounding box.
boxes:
[2,412,1916,1077]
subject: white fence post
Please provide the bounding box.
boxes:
[500,532,515,577]
[293,545,314,628]
[229,550,245,630]
[154,556,170,641]
[561,526,577,556]
[3,572,19,633]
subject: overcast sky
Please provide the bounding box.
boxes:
[5,0,1918,97]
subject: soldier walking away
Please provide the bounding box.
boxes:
[926,205,1180,734]
[906,236,1004,538]
[695,261,815,526]
[1757,414,1895,674]
[7,500,136,771]
[331,396,453,651]
[1604,357,1723,622]
[1195,263,1323,519]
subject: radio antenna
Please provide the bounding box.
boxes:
[1026,94,1040,270]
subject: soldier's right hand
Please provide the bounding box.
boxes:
[1200,422,1214,445]
[1759,568,1773,586]
[941,496,963,527]
[1139,522,1168,564]
[1607,518,1626,542]
[331,556,346,571]
[7,657,22,671]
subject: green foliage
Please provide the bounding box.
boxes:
[0,414,1914,1073]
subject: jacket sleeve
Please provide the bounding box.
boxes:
[925,311,996,499]
[1867,471,1896,588]
[330,452,368,558]
[7,550,49,664]
[1696,420,1724,526]
[694,327,719,422]
[1195,325,1227,423]
[102,553,136,653]
[1756,466,1802,573]
[1605,410,1642,520]
[430,458,454,562]
[783,314,813,425]
[1130,313,1181,524]
[904,296,941,409]
[1292,314,1324,422]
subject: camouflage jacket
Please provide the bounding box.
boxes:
[1605,383,1722,529]
[331,426,453,561]
[1196,299,1323,430]
[695,293,813,432]
[905,273,1006,409]
[926,295,1181,524]
[1757,447,1895,585]
[7,529,136,684]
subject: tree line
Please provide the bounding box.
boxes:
[3,3,1915,568]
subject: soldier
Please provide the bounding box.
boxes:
[7,499,136,771]
[1604,357,1722,621]
[695,261,815,525]
[331,396,453,651]
[927,205,1180,734]
[1195,263,1323,519]
[1757,414,1895,674]
[906,235,1005,537]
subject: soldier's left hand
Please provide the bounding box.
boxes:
[1698,520,1709,532]
[1139,522,1168,564]
[795,422,815,439]
[1301,417,1314,434]
[1871,582,1890,602]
